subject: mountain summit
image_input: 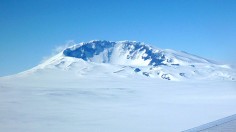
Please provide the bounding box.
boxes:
[23,40,235,81]
[63,40,210,66]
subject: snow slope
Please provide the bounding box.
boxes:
[0,40,236,132]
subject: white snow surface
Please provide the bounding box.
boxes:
[0,40,236,132]
[0,70,236,132]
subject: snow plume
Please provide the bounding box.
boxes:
[40,40,77,63]
[53,40,77,54]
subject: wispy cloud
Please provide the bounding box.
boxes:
[40,40,77,63]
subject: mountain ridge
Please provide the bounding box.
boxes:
[62,40,212,65]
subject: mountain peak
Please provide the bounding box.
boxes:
[62,40,210,67]
[64,41,159,66]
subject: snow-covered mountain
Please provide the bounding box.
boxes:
[1,40,236,132]
[21,40,235,81]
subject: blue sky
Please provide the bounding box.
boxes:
[0,0,236,76]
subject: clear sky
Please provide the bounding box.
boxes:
[0,0,236,76]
